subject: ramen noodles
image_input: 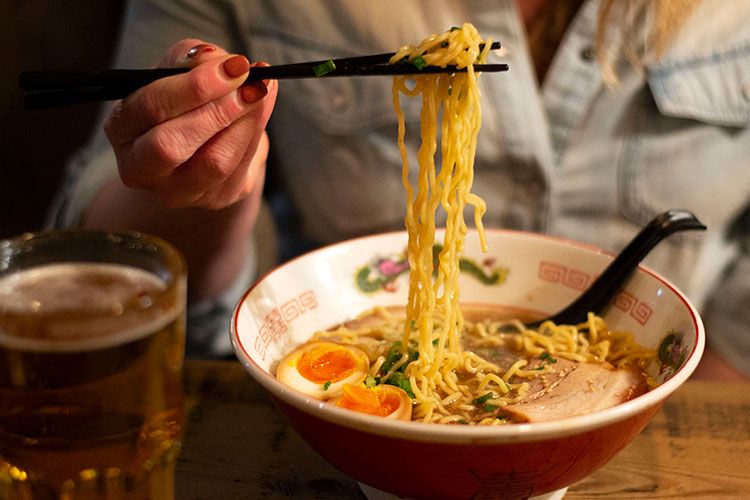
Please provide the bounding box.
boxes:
[275,24,655,424]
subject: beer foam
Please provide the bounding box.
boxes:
[0,263,183,352]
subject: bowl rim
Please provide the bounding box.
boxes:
[232,228,705,444]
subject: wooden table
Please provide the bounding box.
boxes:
[176,360,750,499]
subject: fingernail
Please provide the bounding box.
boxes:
[240,81,268,103]
[223,55,250,79]
[187,44,215,58]
[253,61,273,86]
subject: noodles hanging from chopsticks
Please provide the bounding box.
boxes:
[391,23,491,421]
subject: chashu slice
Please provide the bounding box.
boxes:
[503,356,648,422]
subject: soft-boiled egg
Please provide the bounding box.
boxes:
[332,383,413,421]
[276,340,370,400]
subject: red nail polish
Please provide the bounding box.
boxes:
[187,44,215,58]
[240,82,268,103]
[223,55,250,79]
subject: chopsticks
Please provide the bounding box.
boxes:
[20,42,507,110]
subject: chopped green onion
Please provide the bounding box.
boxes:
[410,320,416,329]
[385,372,415,398]
[472,392,493,405]
[540,352,558,363]
[381,341,419,374]
[399,380,414,398]
[364,376,379,388]
[484,404,497,412]
[323,380,331,390]
[458,420,469,425]
[441,41,449,48]
[380,342,403,372]
[535,366,545,371]
[432,339,439,346]
[412,55,427,70]
[313,60,336,77]
[450,26,461,32]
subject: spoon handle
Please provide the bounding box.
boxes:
[534,209,706,328]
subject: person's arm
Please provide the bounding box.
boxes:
[83,131,269,303]
[82,39,276,302]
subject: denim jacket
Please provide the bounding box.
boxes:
[50,0,750,370]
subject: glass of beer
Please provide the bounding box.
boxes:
[0,229,187,500]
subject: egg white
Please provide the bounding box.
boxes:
[276,340,370,400]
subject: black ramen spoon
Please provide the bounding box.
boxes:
[527,209,706,329]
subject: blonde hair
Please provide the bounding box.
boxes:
[527,0,703,84]
[596,0,703,84]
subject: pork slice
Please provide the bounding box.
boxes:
[504,358,648,422]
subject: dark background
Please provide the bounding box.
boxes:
[1,1,125,239]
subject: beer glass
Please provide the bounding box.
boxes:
[0,229,187,499]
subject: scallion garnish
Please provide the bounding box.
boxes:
[540,352,558,363]
[484,404,497,412]
[364,376,379,388]
[412,55,427,70]
[323,380,331,390]
[381,341,418,373]
[313,59,336,77]
[450,26,461,32]
[472,392,493,405]
[459,420,469,425]
[385,372,415,398]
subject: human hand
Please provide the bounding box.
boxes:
[103,38,277,209]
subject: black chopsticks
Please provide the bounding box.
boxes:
[20,42,507,110]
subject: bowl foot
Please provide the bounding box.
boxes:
[358,482,568,500]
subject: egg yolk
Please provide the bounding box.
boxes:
[296,343,359,384]
[336,383,402,417]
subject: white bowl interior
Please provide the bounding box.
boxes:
[232,229,704,441]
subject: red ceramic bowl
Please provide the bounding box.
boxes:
[232,230,704,500]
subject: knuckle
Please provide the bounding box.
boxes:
[115,153,148,190]
[150,128,189,167]
[138,90,170,126]
[201,149,234,182]
[202,99,236,130]
[102,113,117,140]
[103,104,127,144]
[185,69,214,105]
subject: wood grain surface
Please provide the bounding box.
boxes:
[176,360,749,499]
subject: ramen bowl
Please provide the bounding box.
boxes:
[231,229,704,500]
